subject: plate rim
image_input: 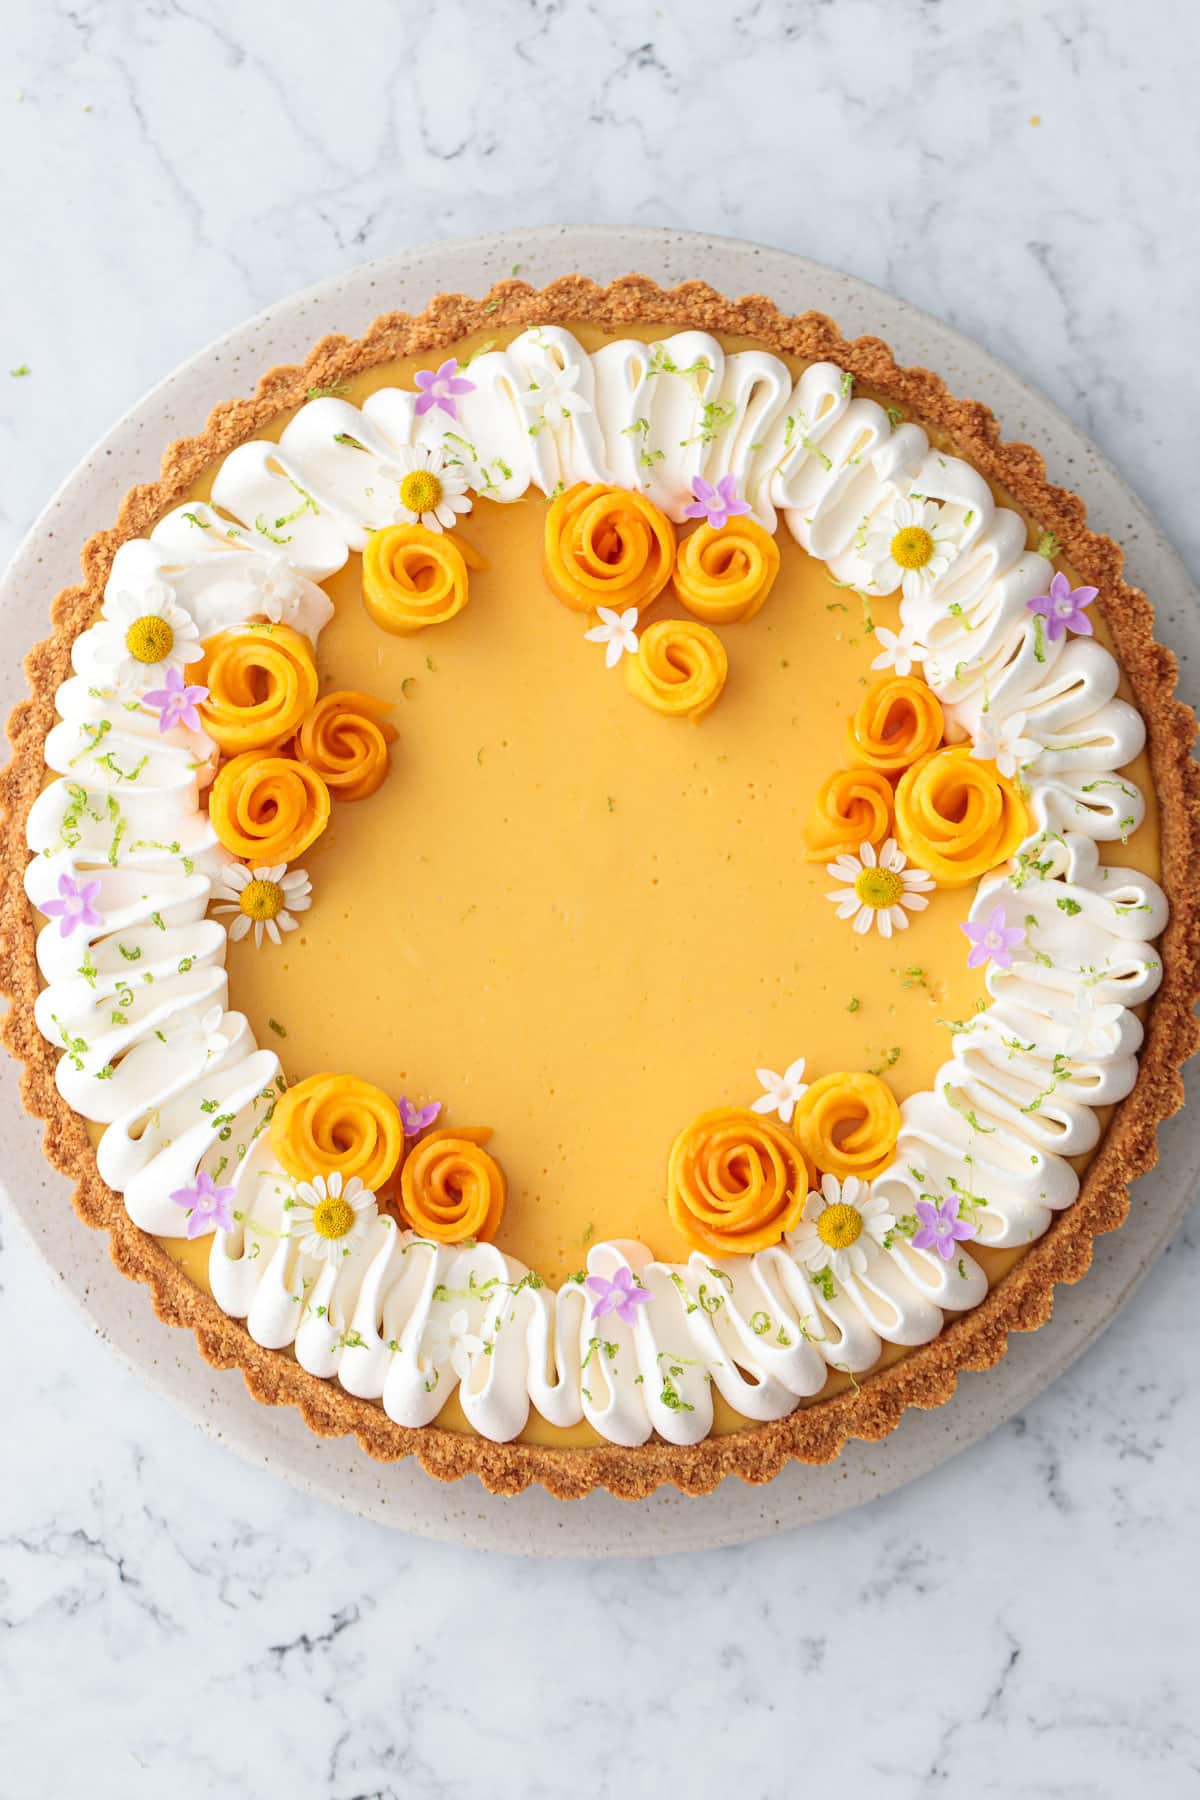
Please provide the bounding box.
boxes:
[2,223,1197,1556]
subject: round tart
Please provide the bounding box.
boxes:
[3,275,1197,1500]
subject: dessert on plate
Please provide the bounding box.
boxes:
[2,275,1197,1498]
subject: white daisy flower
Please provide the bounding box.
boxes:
[864,496,961,602]
[517,362,593,430]
[751,1057,809,1123]
[870,623,926,677]
[287,1171,376,1265]
[826,839,934,939]
[421,1308,485,1384]
[89,580,202,693]
[583,605,640,668]
[212,863,312,948]
[791,1173,895,1283]
[970,708,1040,781]
[381,446,473,532]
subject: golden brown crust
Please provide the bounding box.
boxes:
[2,273,1198,1501]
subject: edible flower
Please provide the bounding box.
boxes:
[583,604,640,668]
[587,1267,652,1327]
[383,445,472,533]
[142,664,209,734]
[170,1169,237,1239]
[911,1195,977,1261]
[970,709,1039,780]
[213,862,312,949]
[89,581,202,692]
[413,357,475,421]
[42,871,103,939]
[792,1173,894,1283]
[826,839,934,938]
[751,1057,810,1124]
[243,553,311,625]
[287,1171,377,1264]
[422,1308,486,1383]
[1027,571,1097,641]
[683,473,751,531]
[869,623,924,677]
[960,904,1026,971]
[518,362,592,428]
[863,496,960,601]
[398,1096,442,1138]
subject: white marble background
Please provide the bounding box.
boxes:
[2,1,1199,1795]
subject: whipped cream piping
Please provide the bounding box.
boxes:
[23,326,1165,1448]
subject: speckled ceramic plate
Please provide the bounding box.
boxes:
[2,226,1197,1556]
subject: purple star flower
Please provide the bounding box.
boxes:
[170,1169,237,1239]
[1027,571,1098,642]
[587,1267,652,1327]
[961,904,1027,971]
[398,1096,442,1138]
[911,1196,977,1261]
[683,473,752,531]
[41,872,103,939]
[142,664,209,734]
[413,358,475,421]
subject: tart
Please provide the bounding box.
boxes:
[2,275,1197,1501]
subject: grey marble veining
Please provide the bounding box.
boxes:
[1,1,1199,1796]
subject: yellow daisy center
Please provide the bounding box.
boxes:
[312,1195,356,1240]
[239,878,284,921]
[124,614,175,663]
[817,1202,863,1249]
[889,525,935,571]
[855,866,903,909]
[400,470,443,515]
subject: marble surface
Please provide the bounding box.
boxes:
[1,2,1199,1795]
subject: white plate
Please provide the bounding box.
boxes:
[2,225,1197,1557]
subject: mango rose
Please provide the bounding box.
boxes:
[544,482,675,615]
[894,746,1029,886]
[399,1127,507,1244]
[667,1106,812,1256]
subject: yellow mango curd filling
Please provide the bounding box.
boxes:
[133,324,1159,1444]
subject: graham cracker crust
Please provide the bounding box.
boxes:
[2,274,1198,1500]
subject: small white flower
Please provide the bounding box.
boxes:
[826,839,934,939]
[791,1173,895,1283]
[870,623,926,677]
[421,1307,485,1384]
[751,1057,809,1123]
[212,862,312,949]
[166,1002,230,1062]
[89,580,202,693]
[864,495,961,602]
[243,554,309,625]
[287,1171,376,1265]
[584,605,640,668]
[381,445,473,532]
[517,361,593,430]
[970,709,1040,781]
[1061,986,1124,1057]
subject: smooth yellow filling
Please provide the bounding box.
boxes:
[147,322,1162,1447]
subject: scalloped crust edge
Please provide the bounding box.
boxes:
[2,273,1198,1502]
